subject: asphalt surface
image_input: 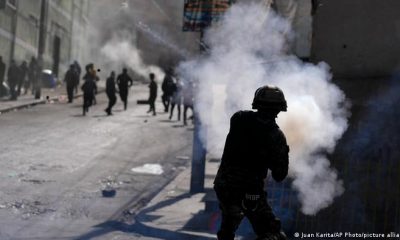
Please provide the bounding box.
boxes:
[0,84,193,240]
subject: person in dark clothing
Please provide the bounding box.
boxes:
[28,57,39,95]
[7,60,19,100]
[161,69,175,112]
[105,71,117,116]
[117,68,133,110]
[17,61,28,96]
[169,78,182,121]
[214,85,289,240]
[64,64,79,103]
[147,73,157,116]
[73,60,81,93]
[0,56,6,96]
[81,63,98,116]
[182,80,194,125]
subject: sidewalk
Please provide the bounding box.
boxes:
[0,84,105,114]
[130,158,220,240]
[86,157,257,240]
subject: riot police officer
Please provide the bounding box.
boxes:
[117,68,133,110]
[64,64,78,103]
[81,63,98,116]
[214,85,289,240]
[105,71,117,116]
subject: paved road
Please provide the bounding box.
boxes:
[0,85,193,240]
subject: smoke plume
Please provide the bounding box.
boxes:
[178,3,349,215]
[88,0,168,80]
[101,36,165,80]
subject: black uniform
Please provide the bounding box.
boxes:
[117,72,133,110]
[105,75,117,115]
[73,61,81,93]
[28,58,39,95]
[161,73,174,112]
[169,81,182,121]
[17,62,28,95]
[7,62,19,100]
[148,80,158,116]
[81,74,97,115]
[183,81,194,125]
[64,68,78,103]
[214,110,289,240]
[0,58,5,85]
[0,57,6,96]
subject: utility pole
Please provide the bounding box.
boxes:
[185,0,231,194]
[189,30,208,194]
[36,0,48,99]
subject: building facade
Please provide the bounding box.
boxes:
[0,0,90,78]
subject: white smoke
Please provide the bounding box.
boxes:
[101,36,165,80]
[178,3,349,215]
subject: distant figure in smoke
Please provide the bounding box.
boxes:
[105,71,117,116]
[147,73,157,116]
[73,60,81,94]
[28,57,39,95]
[214,85,289,240]
[182,80,194,125]
[17,61,28,96]
[7,60,19,100]
[169,78,182,121]
[0,56,6,96]
[81,63,98,116]
[161,68,175,112]
[64,64,79,103]
[117,68,133,110]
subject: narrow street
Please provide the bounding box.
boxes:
[0,85,193,240]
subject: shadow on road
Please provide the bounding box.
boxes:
[172,124,185,128]
[158,120,172,123]
[92,115,108,118]
[74,192,214,240]
[70,114,85,118]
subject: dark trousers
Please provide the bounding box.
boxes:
[106,94,117,114]
[119,89,128,110]
[214,185,284,240]
[9,82,17,100]
[67,84,74,103]
[162,94,171,112]
[17,79,23,95]
[75,78,80,93]
[149,97,156,115]
[183,104,193,125]
[83,94,94,115]
[0,79,5,96]
[24,79,31,94]
[170,102,181,120]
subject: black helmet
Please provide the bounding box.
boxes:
[252,85,287,112]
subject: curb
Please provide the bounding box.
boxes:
[0,89,105,114]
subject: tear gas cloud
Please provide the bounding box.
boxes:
[89,0,166,80]
[178,3,349,215]
[101,36,165,80]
